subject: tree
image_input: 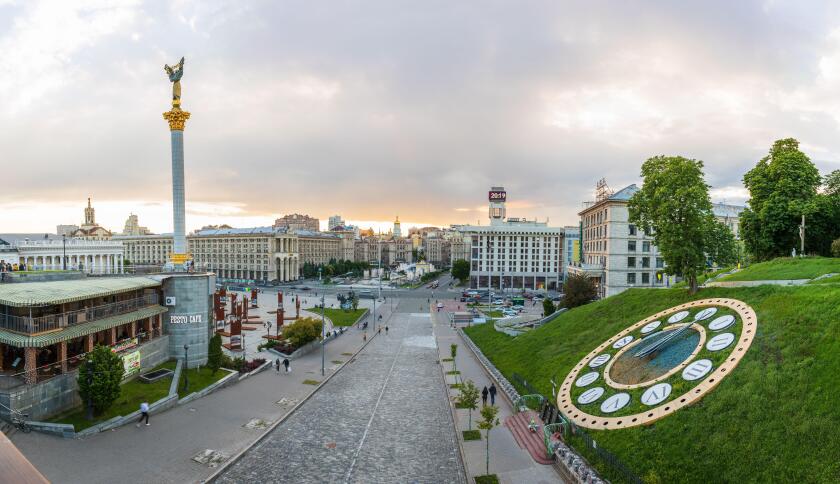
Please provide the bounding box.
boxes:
[741,138,822,260]
[282,317,323,348]
[207,333,223,374]
[478,405,500,477]
[832,238,840,257]
[450,344,458,372]
[456,380,480,431]
[77,345,125,416]
[628,155,735,294]
[351,293,359,311]
[542,298,555,317]
[704,219,739,268]
[451,259,470,284]
[562,273,597,308]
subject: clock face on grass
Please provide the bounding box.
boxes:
[557,298,756,430]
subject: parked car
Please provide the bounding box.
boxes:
[300,286,312,291]
[492,298,504,305]
[359,291,375,299]
[551,296,562,302]
[533,294,545,300]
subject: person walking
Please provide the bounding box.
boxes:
[489,383,497,405]
[282,357,290,373]
[481,386,489,406]
[275,358,280,373]
[385,325,389,335]
[136,400,150,427]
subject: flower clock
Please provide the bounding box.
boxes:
[558,298,756,429]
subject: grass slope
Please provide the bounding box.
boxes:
[720,257,840,281]
[464,285,840,483]
[305,307,367,327]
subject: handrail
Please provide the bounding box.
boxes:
[0,399,26,421]
[514,394,545,412]
[543,420,568,458]
[0,293,158,334]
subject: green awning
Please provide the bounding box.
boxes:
[0,277,161,307]
[0,305,168,348]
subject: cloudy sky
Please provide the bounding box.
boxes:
[3,0,840,234]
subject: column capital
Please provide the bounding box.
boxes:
[163,109,191,131]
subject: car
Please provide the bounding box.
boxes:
[492,299,504,305]
[359,291,375,299]
[459,296,468,302]
[551,296,562,302]
[300,286,312,291]
[533,294,545,300]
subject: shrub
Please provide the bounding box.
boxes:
[542,298,555,316]
[832,238,840,257]
[563,273,597,308]
[207,333,222,374]
[77,345,125,415]
[282,317,324,348]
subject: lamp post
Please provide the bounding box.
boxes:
[318,266,322,284]
[85,361,94,421]
[62,234,67,270]
[321,293,326,376]
[183,344,189,392]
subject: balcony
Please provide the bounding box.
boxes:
[567,262,605,277]
[0,293,159,335]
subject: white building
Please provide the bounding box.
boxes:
[712,203,745,239]
[112,234,173,266]
[0,234,124,273]
[455,187,565,291]
[189,227,299,284]
[328,215,345,231]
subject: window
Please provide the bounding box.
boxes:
[627,257,636,268]
[628,241,636,252]
[627,273,636,284]
[642,241,650,252]
[629,224,637,236]
[642,257,650,268]
[656,257,664,268]
[642,273,650,284]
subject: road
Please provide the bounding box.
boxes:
[213,297,466,484]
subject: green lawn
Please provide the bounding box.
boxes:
[482,309,505,318]
[719,257,840,281]
[49,363,173,431]
[163,360,233,396]
[305,307,367,327]
[464,284,840,483]
[673,266,734,287]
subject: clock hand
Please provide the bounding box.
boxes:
[633,323,695,358]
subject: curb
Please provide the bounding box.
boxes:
[203,328,381,483]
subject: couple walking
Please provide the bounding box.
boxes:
[275,358,291,373]
[481,383,497,406]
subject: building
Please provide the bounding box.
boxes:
[189,227,299,283]
[274,213,320,232]
[456,187,565,291]
[56,225,79,237]
[354,237,380,265]
[0,234,124,274]
[383,238,413,265]
[121,214,151,236]
[393,216,402,238]
[563,226,581,280]
[712,203,745,239]
[449,232,470,266]
[69,198,112,240]
[296,230,342,266]
[424,236,451,267]
[328,215,345,231]
[329,227,357,261]
[112,234,174,266]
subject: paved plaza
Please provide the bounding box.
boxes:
[214,298,466,484]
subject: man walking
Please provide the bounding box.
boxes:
[481,386,489,406]
[275,358,280,373]
[136,400,150,427]
[489,383,497,405]
[283,357,290,373]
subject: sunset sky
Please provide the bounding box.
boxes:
[3,0,840,234]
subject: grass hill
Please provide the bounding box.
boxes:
[464,283,840,483]
[718,256,840,281]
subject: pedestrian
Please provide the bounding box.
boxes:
[489,383,497,405]
[275,358,280,373]
[136,400,150,427]
[363,332,367,342]
[283,357,290,373]
[385,325,389,334]
[481,386,489,406]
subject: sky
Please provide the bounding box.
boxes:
[3,0,840,234]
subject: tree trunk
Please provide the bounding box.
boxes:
[485,431,490,475]
[688,275,698,295]
[468,409,472,430]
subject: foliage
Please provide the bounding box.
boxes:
[740,138,826,260]
[351,292,359,311]
[421,270,443,283]
[542,298,555,316]
[629,155,736,293]
[478,405,500,476]
[832,239,840,258]
[301,259,370,279]
[456,380,480,430]
[307,307,366,327]
[462,429,481,441]
[463,284,840,483]
[207,333,223,375]
[719,256,840,281]
[474,475,499,484]
[451,259,470,284]
[562,273,597,308]
[450,343,458,372]
[282,317,324,348]
[302,379,320,385]
[77,344,125,416]
[219,354,265,373]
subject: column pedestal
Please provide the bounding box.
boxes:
[58,341,68,373]
[23,347,37,384]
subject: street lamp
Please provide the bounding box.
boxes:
[321,293,326,376]
[182,344,189,392]
[318,266,322,283]
[62,234,67,270]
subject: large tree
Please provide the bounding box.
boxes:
[629,155,736,294]
[740,138,822,260]
[77,345,125,416]
[562,273,597,308]
[451,259,470,284]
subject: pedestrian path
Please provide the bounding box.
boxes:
[432,312,563,484]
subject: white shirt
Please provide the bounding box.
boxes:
[140,402,150,413]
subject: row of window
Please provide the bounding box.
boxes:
[626,272,662,285]
[627,256,664,268]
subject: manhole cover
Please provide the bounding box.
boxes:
[243,418,270,430]
[192,449,229,468]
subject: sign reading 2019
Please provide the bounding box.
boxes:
[170,313,204,324]
[488,190,506,201]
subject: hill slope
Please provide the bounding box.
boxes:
[718,256,840,281]
[464,285,840,483]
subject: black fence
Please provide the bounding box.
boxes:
[511,373,642,484]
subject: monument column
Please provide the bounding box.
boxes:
[163,56,191,271]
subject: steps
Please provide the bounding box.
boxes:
[504,411,553,465]
[0,420,16,438]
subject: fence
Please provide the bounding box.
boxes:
[511,373,643,484]
[0,294,159,334]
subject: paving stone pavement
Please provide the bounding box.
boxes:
[215,299,466,484]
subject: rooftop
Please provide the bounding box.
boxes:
[0,276,161,307]
[193,226,285,237]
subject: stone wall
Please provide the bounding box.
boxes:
[162,273,213,368]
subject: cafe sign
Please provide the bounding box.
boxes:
[170,313,204,324]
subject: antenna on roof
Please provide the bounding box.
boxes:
[595,178,613,202]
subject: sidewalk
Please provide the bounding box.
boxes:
[10,302,393,484]
[432,311,562,484]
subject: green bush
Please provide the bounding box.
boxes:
[207,333,222,375]
[282,317,324,348]
[77,345,125,416]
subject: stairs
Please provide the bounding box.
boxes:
[0,420,16,438]
[504,411,553,465]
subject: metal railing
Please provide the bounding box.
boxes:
[0,293,159,334]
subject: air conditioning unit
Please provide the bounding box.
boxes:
[165,296,177,306]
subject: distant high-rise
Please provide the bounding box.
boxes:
[122,213,152,236]
[328,215,345,231]
[393,216,402,238]
[274,214,320,232]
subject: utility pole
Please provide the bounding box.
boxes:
[799,214,805,256]
[321,292,326,376]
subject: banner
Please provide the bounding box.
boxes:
[122,351,141,375]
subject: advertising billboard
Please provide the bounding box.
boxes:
[488,190,507,202]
